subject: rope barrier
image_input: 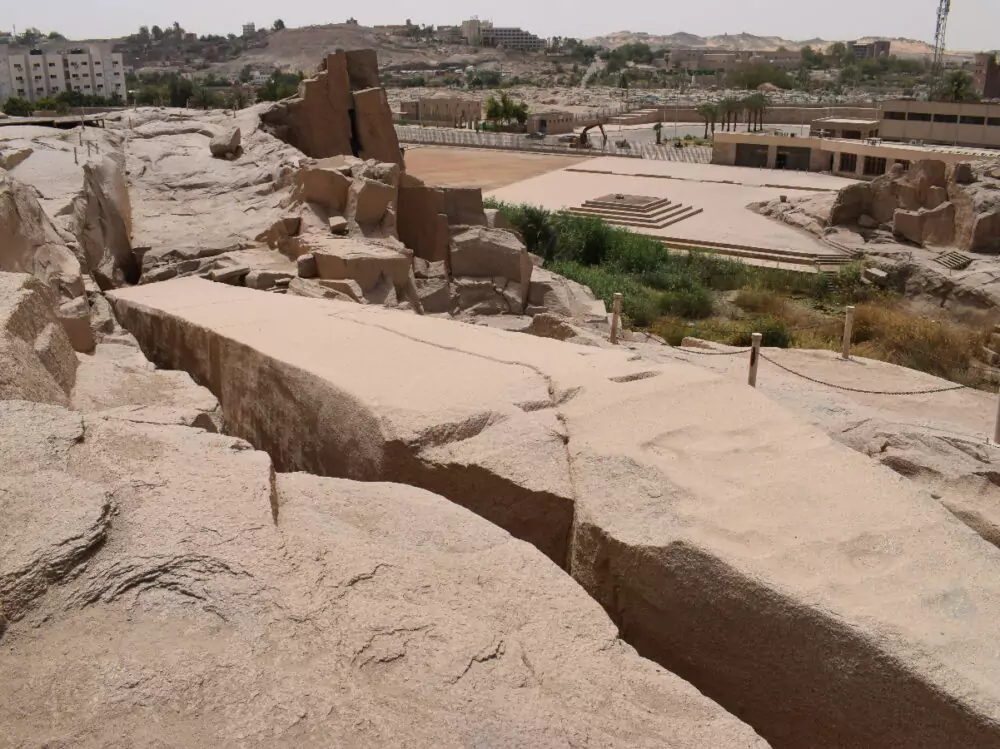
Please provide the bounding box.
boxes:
[758,353,968,396]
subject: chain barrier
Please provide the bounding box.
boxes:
[676,347,753,357]
[758,353,968,396]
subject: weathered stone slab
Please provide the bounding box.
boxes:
[109,277,1000,748]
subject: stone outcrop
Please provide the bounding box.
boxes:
[73,154,136,288]
[0,366,764,748]
[0,272,78,406]
[259,51,401,166]
[0,179,97,353]
[760,157,1000,253]
[110,277,1000,748]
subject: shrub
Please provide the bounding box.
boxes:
[733,288,787,315]
[731,316,793,348]
[659,287,715,319]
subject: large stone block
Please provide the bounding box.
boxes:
[209,126,241,158]
[346,177,396,227]
[290,166,351,214]
[450,227,532,299]
[923,201,956,246]
[312,238,412,292]
[397,183,450,262]
[442,188,488,226]
[345,49,381,90]
[893,208,925,245]
[109,277,1000,748]
[829,182,871,226]
[352,87,403,167]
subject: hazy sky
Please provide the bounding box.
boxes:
[8,0,999,50]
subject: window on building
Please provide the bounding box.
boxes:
[36,88,44,94]
[15,75,23,82]
[864,156,888,175]
[16,89,25,96]
[114,72,121,77]
[96,72,102,77]
[34,75,41,81]
[933,113,959,123]
[50,74,57,79]
[94,61,101,65]
[49,62,55,67]
[883,111,906,120]
[32,63,40,69]
[97,84,104,90]
[908,112,932,122]
[989,118,1000,127]
[960,115,986,125]
[839,153,858,172]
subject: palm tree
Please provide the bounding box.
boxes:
[696,104,717,139]
[938,70,978,103]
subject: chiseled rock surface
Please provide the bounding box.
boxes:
[0,397,765,748]
[109,277,1000,748]
[0,272,78,406]
[71,337,223,431]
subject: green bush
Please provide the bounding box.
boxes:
[658,287,715,319]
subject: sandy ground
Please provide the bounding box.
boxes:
[488,157,857,254]
[403,146,587,190]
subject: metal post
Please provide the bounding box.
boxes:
[842,305,856,360]
[748,333,762,387]
[610,293,623,344]
[994,386,1000,445]
[73,147,78,165]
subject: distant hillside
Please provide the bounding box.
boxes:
[584,31,975,60]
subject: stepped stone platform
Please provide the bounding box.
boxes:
[109,277,1000,749]
[568,193,703,229]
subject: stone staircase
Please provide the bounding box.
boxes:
[659,236,858,272]
[568,194,703,230]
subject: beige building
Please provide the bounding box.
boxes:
[973,53,1000,99]
[712,130,993,179]
[667,48,802,73]
[809,117,880,140]
[397,94,482,125]
[879,99,1000,149]
[526,110,575,135]
[461,18,545,51]
[2,46,125,104]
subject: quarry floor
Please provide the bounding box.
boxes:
[487,155,858,254]
[402,146,587,190]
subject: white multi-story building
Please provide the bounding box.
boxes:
[2,46,125,104]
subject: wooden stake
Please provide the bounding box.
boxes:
[994,386,1000,445]
[610,293,623,344]
[842,305,856,360]
[748,333,762,387]
[73,147,78,165]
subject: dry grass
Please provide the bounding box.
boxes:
[661,293,992,389]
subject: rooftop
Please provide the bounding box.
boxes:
[812,117,880,127]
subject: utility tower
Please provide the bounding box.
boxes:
[933,0,952,78]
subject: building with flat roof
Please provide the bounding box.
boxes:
[712,130,993,179]
[2,46,125,104]
[848,40,892,60]
[973,53,1000,99]
[810,117,880,140]
[460,18,545,51]
[667,47,802,73]
[879,99,1000,149]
